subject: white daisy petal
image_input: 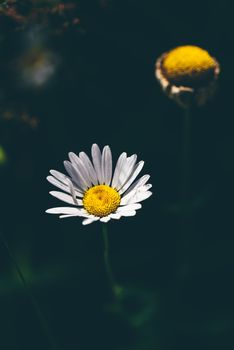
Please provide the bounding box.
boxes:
[122,174,150,197]
[118,210,136,217]
[121,190,153,205]
[47,175,69,192]
[111,152,127,189]
[91,143,103,184]
[63,161,81,189]
[100,216,111,223]
[101,145,112,185]
[50,169,85,195]
[109,213,122,220]
[59,211,96,220]
[119,161,144,194]
[133,184,152,193]
[128,153,138,167]
[82,217,100,225]
[64,161,88,191]
[68,152,92,188]
[66,178,80,204]
[117,203,142,211]
[116,155,136,190]
[68,151,79,165]
[46,207,83,215]
[142,184,152,191]
[59,214,80,219]
[125,154,138,176]
[115,154,137,190]
[50,169,70,184]
[79,151,98,185]
[49,191,82,206]
[47,176,83,197]
[121,183,152,205]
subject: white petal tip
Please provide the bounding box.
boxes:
[49,169,57,176]
[100,216,111,223]
[82,219,92,225]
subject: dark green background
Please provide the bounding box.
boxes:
[1,0,234,349]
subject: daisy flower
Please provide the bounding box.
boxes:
[46,144,152,225]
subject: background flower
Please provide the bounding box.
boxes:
[155,45,220,108]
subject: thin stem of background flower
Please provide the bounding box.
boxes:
[101,224,122,299]
[179,105,192,272]
[182,105,191,203]
[0,231,60,350]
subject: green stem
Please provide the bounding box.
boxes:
[0,232,60,350]
[182,106,191,204]
[178,106,192,272]
[101,224,121,299]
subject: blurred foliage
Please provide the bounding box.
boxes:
[0,0,234,349]
[0,0,81,33]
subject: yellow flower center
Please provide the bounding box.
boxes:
[162,45,216,87]
[83,185,121,217]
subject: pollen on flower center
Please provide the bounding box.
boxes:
[162,45,216,87]
[83,185,121,217]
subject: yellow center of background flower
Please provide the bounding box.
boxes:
[83,185,121,217]
[162,45,216,87]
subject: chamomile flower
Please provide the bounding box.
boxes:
[155,45,220,108]
[46,144,152,225]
